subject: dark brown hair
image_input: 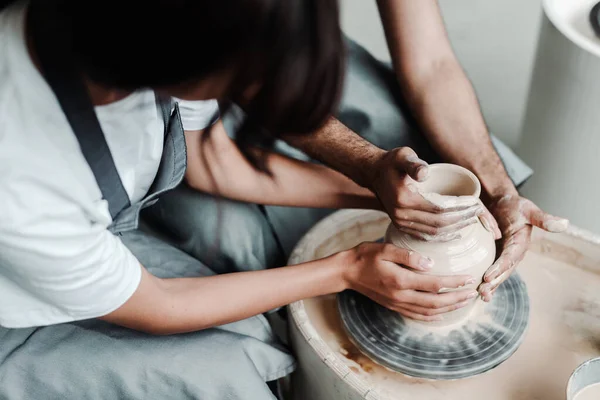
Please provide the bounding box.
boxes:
[33,0,344,163]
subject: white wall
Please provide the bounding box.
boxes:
[339,0,544,148]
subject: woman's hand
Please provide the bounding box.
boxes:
[338,242,478,322]
[371,147,500,242]
[478,194,568,301]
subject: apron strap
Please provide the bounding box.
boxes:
[28,3,131,219]
[156,95,173,137]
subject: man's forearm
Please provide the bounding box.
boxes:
[400,61,517,201]
[283,118,386,189]
[246,146,381,209]
[185,120,380,210]
[376,0,516,201]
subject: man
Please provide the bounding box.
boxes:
[154,0,568,306]
[327,1,568,299]
[263,0,568,301]
[0,1,566,399]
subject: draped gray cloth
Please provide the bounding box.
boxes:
[0,39,531,399]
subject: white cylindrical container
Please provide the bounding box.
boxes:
[566,357,600,399]
[519,0,600,234]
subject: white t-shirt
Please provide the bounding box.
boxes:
[0,2,219,328]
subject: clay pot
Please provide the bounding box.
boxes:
[384,163,496,326]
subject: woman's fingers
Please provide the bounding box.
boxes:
[379,243,434,271]
[358,261,478,320]
[441,216,481,233]
[364,289,474,321]
[405,272,475,293]
[395,298,473,317]
[398,288,478,309]
[395,307,444,322]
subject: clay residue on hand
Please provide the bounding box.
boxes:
[419,191,479,211]
[409,231,461,242]
[405,155,430,181]
[544,218,569,233]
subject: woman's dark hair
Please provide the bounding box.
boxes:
[32,0,344,168]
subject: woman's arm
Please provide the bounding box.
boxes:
[184,120,380,210]
[101,256,344,334]
[101,243,476,334]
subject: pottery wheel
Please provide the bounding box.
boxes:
[338,272,530,380]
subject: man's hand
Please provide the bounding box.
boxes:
[371,147,500,242]
[341,242,478,322]
[478,195,569,301]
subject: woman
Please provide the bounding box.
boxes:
[0,0,487,398]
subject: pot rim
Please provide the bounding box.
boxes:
[425,163,481,198]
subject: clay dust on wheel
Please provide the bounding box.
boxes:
[338,272,530,380]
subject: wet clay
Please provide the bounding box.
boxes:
[574,383,600,400]
[385,222,495,326]
[386,164,496,326]
[303,237,600,399]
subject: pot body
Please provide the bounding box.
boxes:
[384,163,496,326]
[385,222,495,325]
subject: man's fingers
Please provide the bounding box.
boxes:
[525,202,569,232]
[483,257,506,283]
[481,270,510,292]
[394,206,482,229]
[400,185,479,213]
[406,273,475,293]
[479,272,506,301]
[483,228,530,282]
[398,181,478,214]
[395,148,429,182]
[478,201,501,239]
[482,254,517,284]
[398,288,478,309]
[393,202,497,242]
[397,226,461,242]
[418,192,479,213]
[479,231,529,297]
[395,216,479,238]
[480,286,497,302]
[437,216,480,233]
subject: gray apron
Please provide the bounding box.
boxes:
[0,5,295,400]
